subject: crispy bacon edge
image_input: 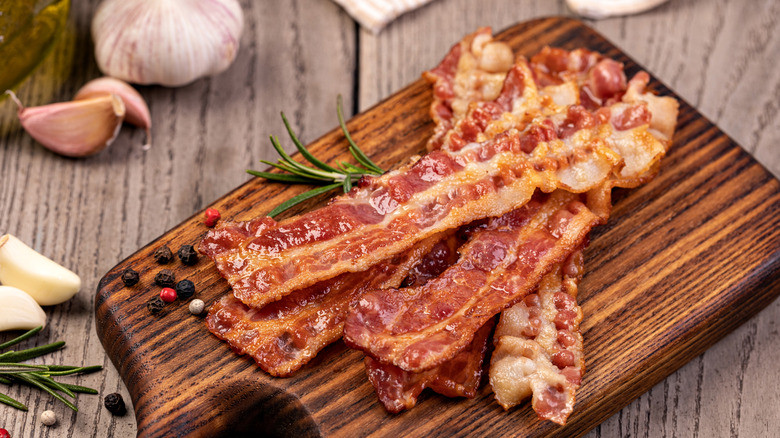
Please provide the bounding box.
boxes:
[489,248,585,425]
[423,26,515,151]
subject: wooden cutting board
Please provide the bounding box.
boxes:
[95,17,780,438]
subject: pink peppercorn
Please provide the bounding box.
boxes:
[204,208,221,227]
[0,428,10,438]
[160,287,177,303]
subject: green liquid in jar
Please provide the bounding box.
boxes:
[0,0,70,95]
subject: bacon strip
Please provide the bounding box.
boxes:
[366,229,485,413]
[343,189,602,372]
[400,232,463,288]
[198,39,677,412]
[200,81,668,310]
[490,248,585,425]
[423,27,515,150]
[205,234,444,377]
[365,320,495,413]
[199,216,278,265]
[197,39,675,311]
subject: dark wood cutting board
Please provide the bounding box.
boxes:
[95,17,780,438]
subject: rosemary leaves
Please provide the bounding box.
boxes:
[0,326,102,411]
[248,96,385,217]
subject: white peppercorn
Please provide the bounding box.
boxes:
[40,409,56,426]
[189,299,205,315]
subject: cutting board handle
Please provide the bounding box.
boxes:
[96,272,321,437]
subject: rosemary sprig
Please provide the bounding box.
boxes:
[0,326,102,412]
[336,95,383,175]
[248,96,385,217]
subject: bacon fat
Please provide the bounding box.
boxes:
[490,249,585,425]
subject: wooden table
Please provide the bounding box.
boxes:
[1,1,778,436]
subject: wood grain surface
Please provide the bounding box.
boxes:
[1,1,779,437]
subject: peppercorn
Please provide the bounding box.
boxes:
[175,279,196,300]
[153,245,174,264]
[154,269,175,287]
[204,208,221,227]
[177,244,198,265]
[40,410,56,426]
[160,287,177,303]
[0,428,10,438]
[104,392,127,416]
[147,296,165,314]
[121,268,139,287]
[189,299,205,315]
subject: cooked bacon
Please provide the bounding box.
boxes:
[199,215,278,261]
[200,89,668,309]
[434,43,629,152]
[400,232,463,288]
[529,46,601,85]
[199,41,676,346]
[365,319,495,413]
[429,49,670,184]
[622,71,679,141]
[423,27,515,150]
[196,35,679,426]
[343,190,601,372]
[490,248,585,425]
[205,234,444,377]
[366,229,488,413]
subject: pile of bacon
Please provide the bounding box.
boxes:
[199,28,679,425]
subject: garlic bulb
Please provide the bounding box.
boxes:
[0,234,81,306]
[566,0,672,19]
[92,0,244,87]
[0,286,47,331]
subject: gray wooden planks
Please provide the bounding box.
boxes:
[0,1,355,437]
[0,0,778,436]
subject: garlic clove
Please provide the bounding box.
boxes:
[6,90,126,157]
[0,286,47,331]
[0,234,81,306]
[74,77,152,149]
[91,0,244,87]
[566,0,672,19]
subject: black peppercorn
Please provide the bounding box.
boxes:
[153,245,174,264]
[177,244,198,265]
[121,268,140,287]
[104,393,127,416]
[147,296,165,314]
[175,279,196,300]
[154,269,175,287]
